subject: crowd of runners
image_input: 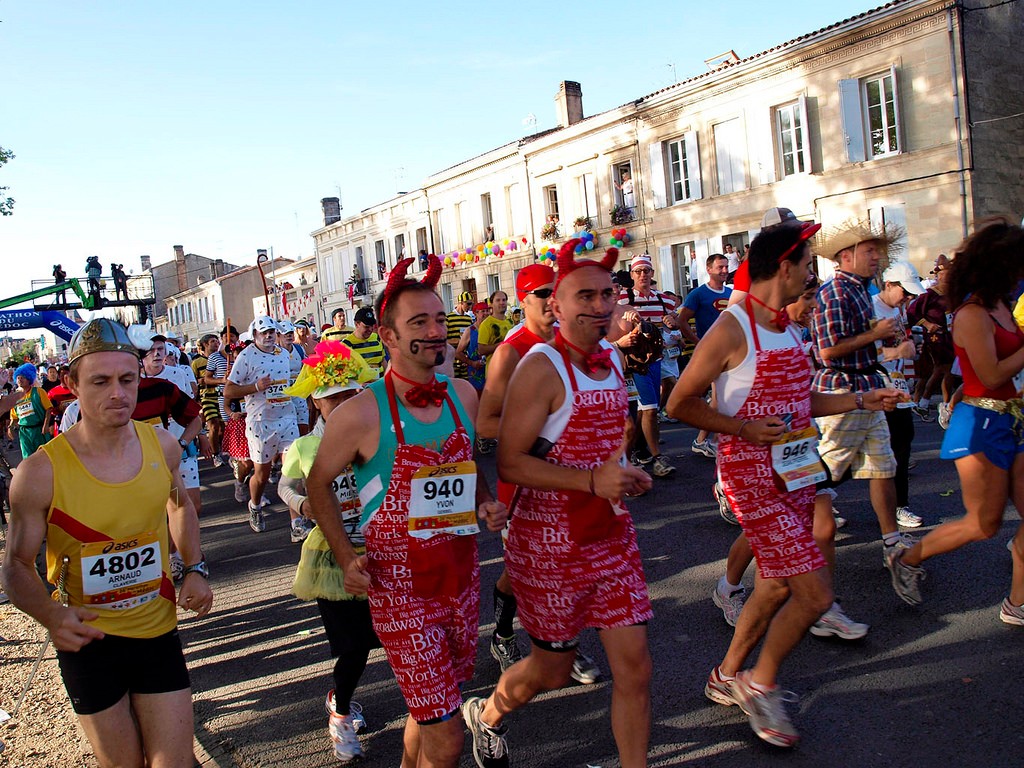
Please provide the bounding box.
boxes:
[2,210,1023,767]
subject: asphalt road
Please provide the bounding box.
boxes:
[183,416,1024,768]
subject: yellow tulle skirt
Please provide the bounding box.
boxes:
[292,525,365,602]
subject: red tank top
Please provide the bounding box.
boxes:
[954,306,1024,400]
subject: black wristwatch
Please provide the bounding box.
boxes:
[182,560,210,579]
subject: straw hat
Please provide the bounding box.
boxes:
[815,217,905,261]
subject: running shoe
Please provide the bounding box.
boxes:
[212,454,224,468]
[490,633,524,672]
[809,602,869,640]
[832,507,847,529]
[912,404,934,422]
[896,506,923,528]
[169,552,185,583]
[882,532,917,568]
[349,700,366,732]
[713,582,747,627]
[713,482,739,525]
[463,696,509,768]
[659,410,679,424]
[233,479,248,504]
[290,518,312,543]
[651,454,675,477]
[248,502,266,533]
[269,464,281,484]
[937,402,952,429]
[260,494,273,508]
[999,598,1024,626]
[631,451,654,467]
[704,665,738,706]
[691,439,716,458]
[326,690,363,763]
[477,437,497,456]
[570,650,602,684]
[733,672,800,748]
[885,549,925,605]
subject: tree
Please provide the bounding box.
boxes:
[1,146,14,216]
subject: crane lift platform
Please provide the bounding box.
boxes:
[20,274,157,315]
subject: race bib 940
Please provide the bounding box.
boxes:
[409,461,479,539]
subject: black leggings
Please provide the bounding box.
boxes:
[316,598,382,715]
[885,407,915,508]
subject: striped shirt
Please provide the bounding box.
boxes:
[342,331,386,373]
[811,271,886,393]
[447,312,473,378]
[618,290,678,326]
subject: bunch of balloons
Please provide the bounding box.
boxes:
[537,244,558,263]
[609,228,631,247]
[442,236,530,268]
[571,230,598,253]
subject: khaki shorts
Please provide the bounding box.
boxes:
[815,395,896,480]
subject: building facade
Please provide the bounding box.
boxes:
[311,0,1022,308]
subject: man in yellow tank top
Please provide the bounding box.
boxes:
[3,318,213,768]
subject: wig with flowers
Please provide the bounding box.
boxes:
[284,340,377,400]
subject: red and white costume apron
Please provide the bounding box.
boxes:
[717,299,826,579]
[364,374,479,724]
[506,334,652,643]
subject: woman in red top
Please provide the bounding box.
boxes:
[890,218,1024,623]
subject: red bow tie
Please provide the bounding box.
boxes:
[391,370,448,408]
[559,333,613,374]
[581,348,613,373]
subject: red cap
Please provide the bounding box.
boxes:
[472,301,490,312]
[516,263,555,301]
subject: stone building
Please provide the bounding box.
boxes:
[312,0,1023,308]
[144,246,242,329]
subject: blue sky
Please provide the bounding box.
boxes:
[1,0,876,299]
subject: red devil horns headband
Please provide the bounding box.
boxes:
[554,238,619,288]
[380,254,443,316]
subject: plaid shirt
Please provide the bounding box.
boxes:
[811,271,886,393]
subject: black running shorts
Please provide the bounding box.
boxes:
[56,629,190,715]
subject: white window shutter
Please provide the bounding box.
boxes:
[684,131,702,200]
[758,111,776,186]
[882,203,909,254]
[798,94,813,173]
[648,142,667,209]
[838,79,866,163]
[657,245,674,294]
[693,239,711,286]
[889,64,903,154]
[747,228,761,245]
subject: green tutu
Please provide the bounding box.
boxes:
[292,525,365,602]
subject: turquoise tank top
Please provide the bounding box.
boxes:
[353,374,474,528]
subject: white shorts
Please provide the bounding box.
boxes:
[245,417,299,466]
[180,456,200,490]
[293,398,310,426]
[660,354,680,380]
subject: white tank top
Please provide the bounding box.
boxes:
[716,303,808,417]
[525,340,624,446]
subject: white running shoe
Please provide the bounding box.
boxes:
[712,581,747,627]
[896,506,923,528]
[326,690,363,762]
[810,602,869,640]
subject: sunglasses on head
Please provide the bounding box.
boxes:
[527,288,553,299]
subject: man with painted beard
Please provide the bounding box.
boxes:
[464,240,653,768]
[306,255,507,768]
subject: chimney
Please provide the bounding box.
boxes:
[213,259,224,279]
[140,255,152,272]
[554,81,583,128]
[321,197,341,226]
[174,245,187,292]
